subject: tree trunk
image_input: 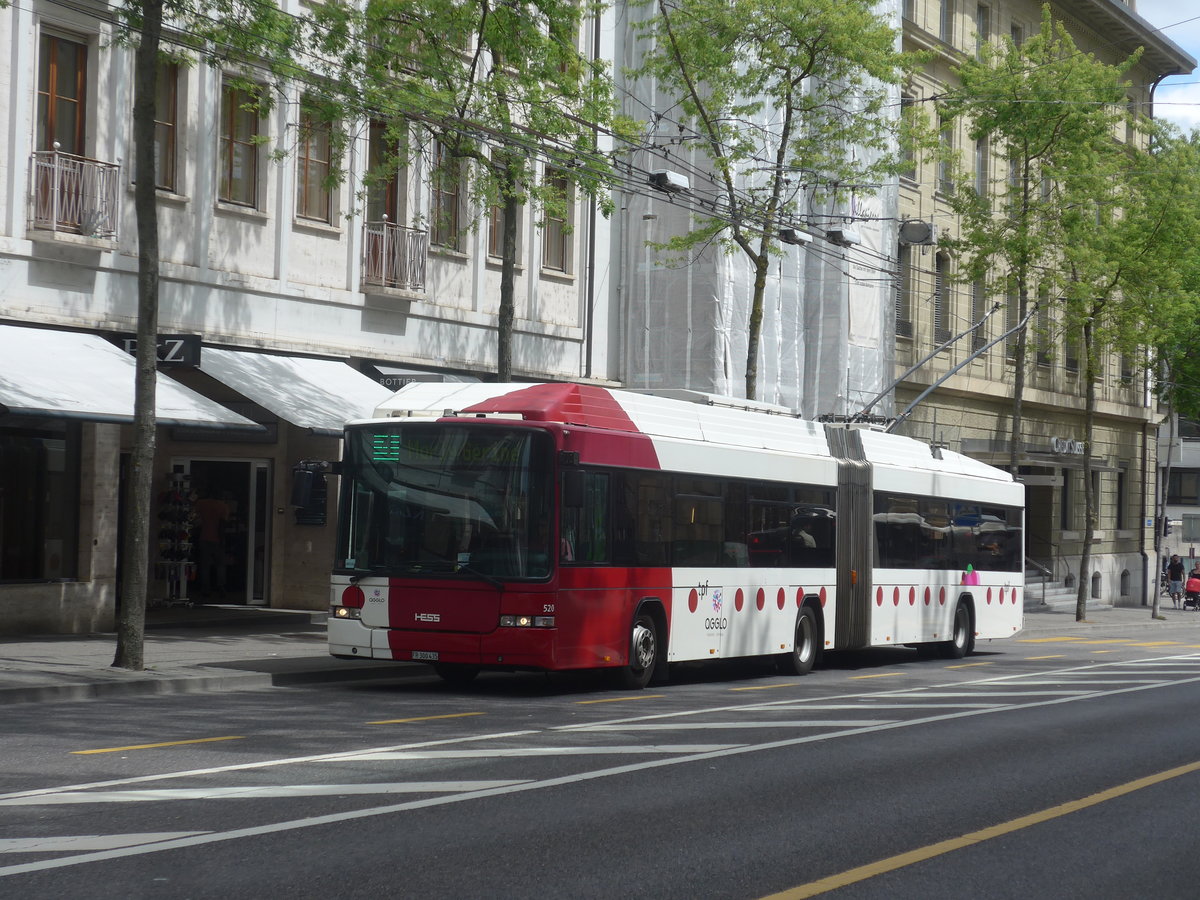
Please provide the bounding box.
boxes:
[496,183,519,382]
[113,0,163,670]
[744,251,769,401]
[1075,315,1097,622]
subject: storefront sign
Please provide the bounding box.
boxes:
[115,333,201,366]
[1050,437,1085,455]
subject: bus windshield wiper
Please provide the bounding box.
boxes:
[402,559,505,590]
[452,561,506,591]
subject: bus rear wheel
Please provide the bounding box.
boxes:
[616,613,658,690]
[433,663,480,685]
[778,605,819,675]
[939,602,974,659]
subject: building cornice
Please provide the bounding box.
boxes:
[1061,0,1195,76]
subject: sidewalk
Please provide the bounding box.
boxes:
[0,605,423,706]
[1,600,1196,706]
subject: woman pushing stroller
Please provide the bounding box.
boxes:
[1185,563,1200,611]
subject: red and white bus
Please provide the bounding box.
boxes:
[329,383,1024,687]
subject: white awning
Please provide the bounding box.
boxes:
[0,324,258,429]
[198,348,394,435]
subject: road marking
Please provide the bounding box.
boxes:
[850,673,905,679]
[342,745,738,760]
[1129,641,1185,647]
[7,672,1200,878]
[1074,639,1132,645]
[945,662,992,669]
[0,833,207,853]
[1016,636,1083,643]
[0,783,529,806]
[768,703,1003,710]
[71,737,243,755]
[571,721,896,730]
[757,759,1200,899]
[730,683,795,691]
[1024,655,1065,660]
[367,712,485,725]
[576,695,665,704]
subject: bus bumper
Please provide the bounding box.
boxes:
[328,616,558,669]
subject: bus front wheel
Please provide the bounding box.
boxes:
[616,613,658,690]
[778,605,819,675]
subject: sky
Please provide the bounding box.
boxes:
[1131,4,1200,131]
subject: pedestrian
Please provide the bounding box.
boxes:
[1186,563,1200,612]
[194,486,231,600]
[1167,554,1185,609]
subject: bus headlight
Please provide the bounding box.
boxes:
[333,606,361,620]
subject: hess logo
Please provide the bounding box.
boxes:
[415,612,441,623]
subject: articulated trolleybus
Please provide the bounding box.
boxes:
[329,383,1024,687]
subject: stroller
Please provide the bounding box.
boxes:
[1185,574,1200,611]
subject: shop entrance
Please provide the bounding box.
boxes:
[181,458,271,605]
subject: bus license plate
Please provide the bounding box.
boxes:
[412,651,439,661]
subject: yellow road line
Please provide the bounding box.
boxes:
[1091,650,1118,654]
[850,673,905,680]
[72,736,243,755]
[759,759,1200,899]
[1129,642,1184,647]
[1024,655,1065,660]
[1017,637,1083,643]
[576,694,665,704]
[1075,639,1132,645]
[945,662,992,669]
[368,712,485,725]
[730,683,796,692]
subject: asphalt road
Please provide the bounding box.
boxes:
[5,626,1200,899]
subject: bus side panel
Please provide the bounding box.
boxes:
[552,566,673,669]
[870,570,1023,646]
[665,569,836,662]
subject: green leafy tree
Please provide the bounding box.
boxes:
[112,0,361,668]
[358,0,621,380]
[940,8,1137,491]
[630,0,917,400]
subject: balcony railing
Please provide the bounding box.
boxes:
[30,145,121,241]
[362,219,428,292]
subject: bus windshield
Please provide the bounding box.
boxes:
[337,424,554,580]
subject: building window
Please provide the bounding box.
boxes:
[970,278,986,350]
[1167,471,1200,505]
[975,4,991,57]
[934,252,951,344]
[0,423,80,581]
[940,0,954,44]
[37,33,88,155]
[429,140,461,250]
[488,197,522,260]
[900,94,917,182]
[1035,291,1051,367]
[937,116,955,195]
[542,169,573,273]
[974,137,988,199]
[218,79,262,207]
[1010,23,1024,47]
[154,62,179,192]
[296,100,333,223]
[902,0,915,21]
[366,120,401,223]
[1120,353,1134,383]
[1064,329,1079,374]
[1005,278,1019,361]
[1116,468,1126,530]
[896,242,913,338]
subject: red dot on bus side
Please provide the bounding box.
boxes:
[796,588,805,608]
[999,588,1005,604]
[893,587,900,607]
[777,588,786,610]
[987,588,993,605]
[876,587,883,607]
[735,588,745,612]
[909,587,916,606]
[819,587,827,607]
[688,589,698,613]
[924,587,931,606]
[939,587,946,605]
[756,588,766,611]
